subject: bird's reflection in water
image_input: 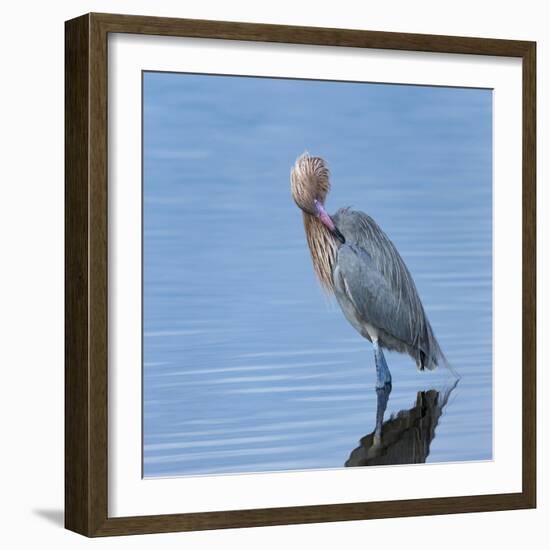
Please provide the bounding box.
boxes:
[345,380,459,467]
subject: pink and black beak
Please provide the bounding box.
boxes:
[314,200,345,244]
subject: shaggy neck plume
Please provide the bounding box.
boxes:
[303,212,337,292]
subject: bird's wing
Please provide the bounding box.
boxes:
[335,244,416,347]
[332,209,445,369]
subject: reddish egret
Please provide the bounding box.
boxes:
[290,153,451,388]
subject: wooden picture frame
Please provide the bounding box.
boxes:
[65,12,536,537]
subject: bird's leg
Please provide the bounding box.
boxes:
[373,340,392,389]
[374,383,392,444]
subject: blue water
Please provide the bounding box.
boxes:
[143,72,492,478]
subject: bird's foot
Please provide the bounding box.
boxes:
[373,341,392,389]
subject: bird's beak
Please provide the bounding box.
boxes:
[314,199,345,244]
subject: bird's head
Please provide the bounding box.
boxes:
[290,153,345,244]
[290,152,330,215]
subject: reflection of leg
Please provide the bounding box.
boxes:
[373,340,392,389]
[374,383,392,443]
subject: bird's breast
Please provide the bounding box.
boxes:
[333,262,369,338]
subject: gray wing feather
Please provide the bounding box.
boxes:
[333,208,445,370]
[336,245,413,345]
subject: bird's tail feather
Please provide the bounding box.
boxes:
[420,324,460,380]
[432,346,461,380]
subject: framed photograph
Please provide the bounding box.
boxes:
[65,12,536,537]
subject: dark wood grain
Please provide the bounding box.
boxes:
[88,13,110,535]
[521,42,537,509]
[91,492,533,536]
[92,12,533,56]
[65,14,91,535]
[65,12,537,537]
